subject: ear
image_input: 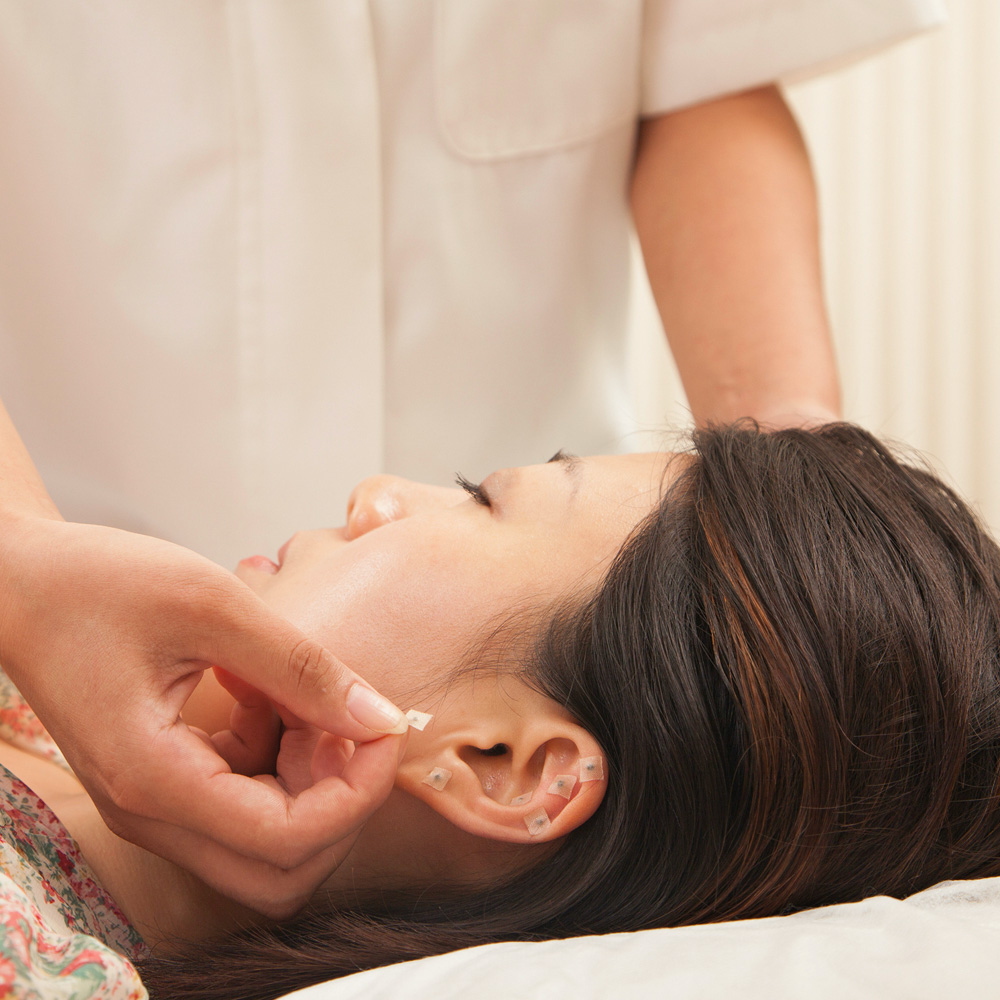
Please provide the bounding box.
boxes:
[396,703,607,845]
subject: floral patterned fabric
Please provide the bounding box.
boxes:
[0,668,149,998]
[0,671,71,773]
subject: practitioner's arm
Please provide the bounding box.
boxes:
[630,84,841,428]
[0,397,406,916]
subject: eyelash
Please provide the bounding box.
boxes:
[455,473,490,507]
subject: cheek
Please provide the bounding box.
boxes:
[259,548,400,645]
[258,548,503,698]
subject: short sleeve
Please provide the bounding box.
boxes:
[640,0,949,117]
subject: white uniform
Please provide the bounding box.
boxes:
[0,0,945,567]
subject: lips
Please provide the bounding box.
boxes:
[237,534,294,576]
[238,554,279,574]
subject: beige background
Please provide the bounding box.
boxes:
[628,0,1000,529]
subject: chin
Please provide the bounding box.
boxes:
[233,562,265,591]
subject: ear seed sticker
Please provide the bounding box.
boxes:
[548,775,577,799]
[405,709,433,731]
[511,793,531,806]
[580,756,604,782]
[524,808,551,837]
[421,767,452,791]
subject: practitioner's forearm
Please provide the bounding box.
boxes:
[630,84,841,428]
[0,396,62,521]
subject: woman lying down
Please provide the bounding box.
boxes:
[3,422,1000,1000]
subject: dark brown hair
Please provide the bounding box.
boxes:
[139,423,1000,998]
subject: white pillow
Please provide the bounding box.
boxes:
[284,876,1000,999]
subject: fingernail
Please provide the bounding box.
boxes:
[347,683,408,734]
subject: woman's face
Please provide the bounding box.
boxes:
[234,452,673,702]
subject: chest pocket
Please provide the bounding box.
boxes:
[434,0,642,161]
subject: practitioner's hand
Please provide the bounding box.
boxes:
[208,667,379,833]
[0,516,408,917]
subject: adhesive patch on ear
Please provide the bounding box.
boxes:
[548,775,577,799]
[421,767,452,791]
[580,756,604,781]
[524,808,551,837]
[511,793,531,806]
[405,709,433,731]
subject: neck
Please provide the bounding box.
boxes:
[54,791,261,952]
[319,788,540,906]
[0,736,258,952]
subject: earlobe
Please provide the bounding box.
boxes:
[397,720,607,844]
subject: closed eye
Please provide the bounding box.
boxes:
[455,473,491,507]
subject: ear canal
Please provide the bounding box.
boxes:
[456,741,529,802]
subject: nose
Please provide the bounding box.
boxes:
[345,474,465,539]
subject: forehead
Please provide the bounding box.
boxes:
[575,451,679,506]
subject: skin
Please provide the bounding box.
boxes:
[0,451,675,952]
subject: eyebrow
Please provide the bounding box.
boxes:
[547,449,580,470]
[547,449,583,496]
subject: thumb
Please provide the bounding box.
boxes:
[199,588,408,742]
